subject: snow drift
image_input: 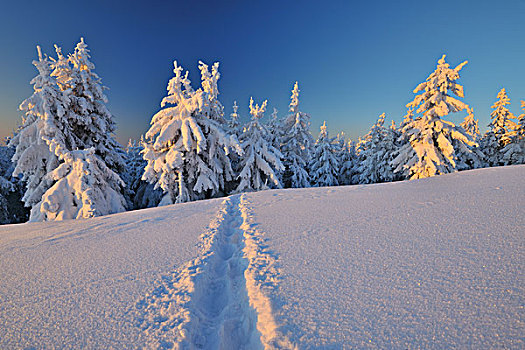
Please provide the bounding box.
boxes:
[0,165,523,349]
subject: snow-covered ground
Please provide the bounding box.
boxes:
[0,165,523,349]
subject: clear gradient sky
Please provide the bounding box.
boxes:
[0,0,524,145]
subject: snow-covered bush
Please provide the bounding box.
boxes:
[142,61,241,204]
[391,55,480,179]
[236,98,284,192]
[310,121,339,187]
[280,82,313,188]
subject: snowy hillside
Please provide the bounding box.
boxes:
[0,166,523,349]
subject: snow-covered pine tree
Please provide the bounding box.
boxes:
[142,60,241,204]
[310,121,339,187]
[229,101,242,136]
[236,98,284,192]
[481,88,519,166]
[400,106,414,128]
[354,113,397,184]
[460,107,481,141]
[338,139,357,186]
[123,139,162,209]
[11,41,128,221]
[38,148,127,221]
[266,107,283,151]
[53,38,126,173]
[391,54,479,179]
[489,88,518,145]
[9,46,63,215]
[455,106,485,169]
[334,131,347,183]
[501,100,525,165]
[280,82,314,188]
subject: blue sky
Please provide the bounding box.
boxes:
[0,0,524,145]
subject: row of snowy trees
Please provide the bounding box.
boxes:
[2,39,524,223]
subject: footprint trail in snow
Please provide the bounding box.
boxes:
[135,194,295,349]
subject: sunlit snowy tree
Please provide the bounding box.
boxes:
[460,107,481,141]
[391,55,479,179]
[52,38,126,172]
[480,88,519,166]
[11,40,128,221]
[142,60,241,204]
[501,100,525,165]
[280,82,313,188]
[310,121,339,187]
[236,98,284,192]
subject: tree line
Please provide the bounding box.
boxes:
[0,39,523,224]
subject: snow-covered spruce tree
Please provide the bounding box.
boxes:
[460,107,481,141]
[228,101,242,137]
[38,148,127,221]
[142,60,241,204]
[123,139,162,209]
[11,42,128,221]
[310,121,339,187]
[235,98,284,192]
[400,106,414,129]
[501,100,525,165]
[9,47,63,216]
[334,132,347,184]
[338,139,357,186]
[354,113,397,184]
[480,88,519,166]
[266,107,283,151]
[52,38,126,174]
[280,82,314,188]
[391,54,480,179]
[455,106,485,169]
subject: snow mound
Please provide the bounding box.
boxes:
[0,165,523,349]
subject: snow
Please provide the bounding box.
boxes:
[0,165,523,349]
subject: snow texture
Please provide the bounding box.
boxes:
[0,165,523,349]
